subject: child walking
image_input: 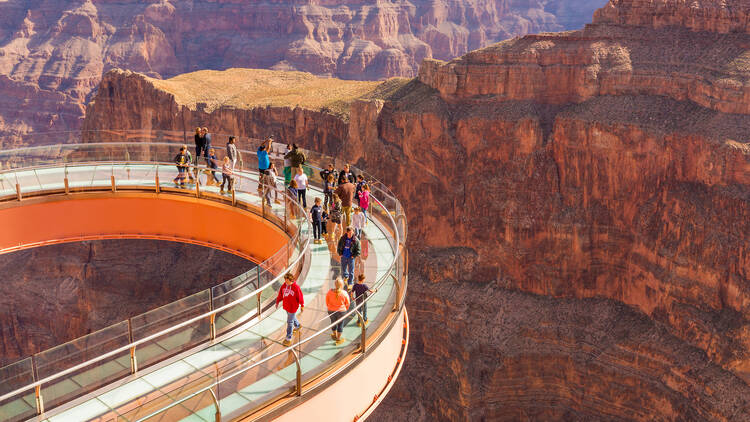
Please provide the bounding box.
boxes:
[352,207,365,239]
[311,197,323,244]
[358,184,370,223]
[275,273,304,347]
[220,156,234,194]
[352,274,373,326]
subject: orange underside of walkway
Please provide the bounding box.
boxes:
[0,193,287,262]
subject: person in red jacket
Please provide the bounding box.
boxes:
[275,273,304,346]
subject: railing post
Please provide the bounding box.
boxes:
[208,387,221,422]
[291,349,302,397]
[210,314,216,340]
[231,188,236,206]
[111,175,116,192]
[130,346,138,375]
[64,177,69,194]
[15,183,21,201]
[196,170,201,197]
[35,385,44,415]
[155,169,160,193]
[358,310,366,354]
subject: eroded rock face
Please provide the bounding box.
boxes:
[0,239,254,367]
[80,0,750,419]
[0,0,605,141]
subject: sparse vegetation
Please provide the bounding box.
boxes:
[147,68,411,119]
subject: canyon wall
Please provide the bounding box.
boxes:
[0,0,604,141]
[0,239,254,367]
[82,0,750,420]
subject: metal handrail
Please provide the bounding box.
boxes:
[133,173,404,422]
[0,137,407,422]
[0,157,311,404]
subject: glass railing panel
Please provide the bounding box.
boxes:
[131,290,211,370]
[0,358,34,397]
[35,321,131,410]
[0,387,36,422]
[114,370,217,422]
[212,278,260,334]
[0,358,37,422]
[112,163,158,188]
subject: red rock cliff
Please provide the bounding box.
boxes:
[0,0,605,141]
[82,0,750,419]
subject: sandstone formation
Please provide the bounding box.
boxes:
[0,0,604,142]
[81,0,750,420]
[0,239,254,368]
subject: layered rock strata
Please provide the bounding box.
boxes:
[0,0,604,140]
[82,0,750,419]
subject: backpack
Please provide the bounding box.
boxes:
[330,203,342,220]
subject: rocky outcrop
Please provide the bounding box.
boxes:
[0,0,604,140]
[81,0,750,419]
[0,239,254,367]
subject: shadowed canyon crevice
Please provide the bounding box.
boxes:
[0,239,255,367]
[40,0,750,419]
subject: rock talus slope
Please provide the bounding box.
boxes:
[0,0,604,141]
[82,0,750,420]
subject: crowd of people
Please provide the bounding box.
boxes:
[175,129,377,347]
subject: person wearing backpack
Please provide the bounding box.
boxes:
[328,194,342,240]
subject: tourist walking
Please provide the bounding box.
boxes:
[337,227,361,289]
[311,197,323,244]
[226,136,240,169]
[320,206,329,238]
[358,184,370,221]
[194,127,206,163]
[352,207,365,239]
[320,163,336,186]
[258,136,272,175]
[294,165,308,208]
[287,180,299,219]
[323,173,335,209]
[266,162,279,202]
[326,277,350,345]
[275,273,304,347]
[220,156,234,194]
[338,164,355,185]
[335,178,355,227]
[206,148,221,186]
[352,274,373,326]
[328,194,342,240]
[283,144,292,185]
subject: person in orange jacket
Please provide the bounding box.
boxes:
[325,277,350,345]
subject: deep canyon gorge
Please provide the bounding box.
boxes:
[0,0,604,142]
[76,0,750,420]
[0,0,748,420]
